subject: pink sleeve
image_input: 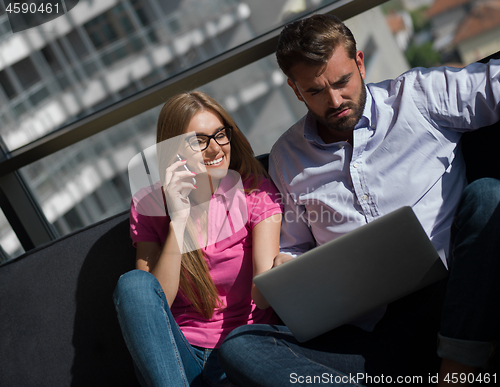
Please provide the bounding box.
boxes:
[246,177,283,229]
[129,201,165,247]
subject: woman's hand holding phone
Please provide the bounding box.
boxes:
[163,158,197,223]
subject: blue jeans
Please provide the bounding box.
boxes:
[438,178,500,367]
[218,178,500,386]
[113,270,233,387]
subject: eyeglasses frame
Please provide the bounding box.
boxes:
[185,126,233,152]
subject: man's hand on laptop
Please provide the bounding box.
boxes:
[273,253,294,267]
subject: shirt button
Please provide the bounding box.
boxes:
[362,194,369,201]
[353,162,359,168]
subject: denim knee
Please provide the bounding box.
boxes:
[442,178,500,367]
[113,269,160,307]
[220,325,263,358]
[450,177,500,260]
[456,178,500,224]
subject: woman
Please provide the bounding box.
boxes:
[113,91,282,387]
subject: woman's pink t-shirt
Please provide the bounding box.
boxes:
[129,174,282,348]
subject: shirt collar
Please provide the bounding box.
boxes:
[303,113,322,143]
[213,170,242,199]
[355,85,377,131]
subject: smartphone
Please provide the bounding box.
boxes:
[176,154,196,197]
[176,154,196,184]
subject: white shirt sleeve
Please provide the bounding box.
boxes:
[269,148,316,257]
[408,59,500,131]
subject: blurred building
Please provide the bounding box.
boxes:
[427,0,473,55]
[346,6,410,81]
[452,0,500,64]
[386,10,414,51]
[402,0,434,11]
[427,0,500,64]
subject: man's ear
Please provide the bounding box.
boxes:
[287,78,304,102]
[356,51,366,80]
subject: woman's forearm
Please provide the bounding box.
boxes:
[150,220,186,306]
[252,213,282,309]
[251,284,271,309]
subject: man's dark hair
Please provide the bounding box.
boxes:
[276,14,357,79]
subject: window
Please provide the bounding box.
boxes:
[82,60,99,78]
[12,57,41,90]
[61,207,85,233]
[12,101,27,117]
[28,86,49,107]
[0,19,11,37]
[56,73,70,90]
[0,208,25,262]
[0,69,17,99]
[66,30,90,62]
[167,18,181,34]
[115,8,134,34]
[111,173,132,203]
[85,13,119,49]
[85,3,141,52]
[131,0,156,26]
[41,45,63,73]
[102,43,129,66]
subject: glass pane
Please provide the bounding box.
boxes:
[11,3,421,239]
[6,0,499,246]
[0,0,346,152]
[0,69,17,99]
[0,207,25,263]
[12,57,41,89]
[28,86,50,107]
[17,0,415,237]
[17,49,306,237]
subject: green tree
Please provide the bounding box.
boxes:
[381,0,404,14]
[410,6,431,34]
[405,41,441,68]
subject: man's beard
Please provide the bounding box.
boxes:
[307,78,367,133]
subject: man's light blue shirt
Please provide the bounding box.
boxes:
[269,60,500,330]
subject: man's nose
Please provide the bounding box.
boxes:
[327,88,343,109]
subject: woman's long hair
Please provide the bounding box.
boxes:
[156,91,266,318]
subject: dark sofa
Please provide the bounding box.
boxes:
[0,122,499,386]
[0,210,138,386]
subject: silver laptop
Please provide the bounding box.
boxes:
[253,206,448,342]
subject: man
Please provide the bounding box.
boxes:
[219,14,500,386]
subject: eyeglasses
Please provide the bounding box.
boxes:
[185,126,232,152]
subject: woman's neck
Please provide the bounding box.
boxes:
[190,174,220,204]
